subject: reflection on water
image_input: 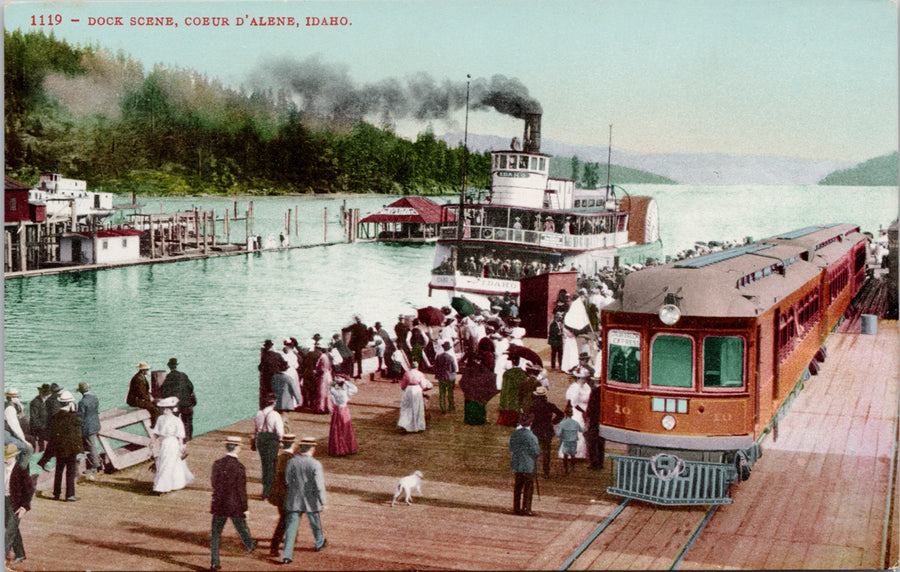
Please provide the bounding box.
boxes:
[4,187,897,437]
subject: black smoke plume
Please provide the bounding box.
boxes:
[250,55,542,123]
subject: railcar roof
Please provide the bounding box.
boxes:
[611,223,863,318]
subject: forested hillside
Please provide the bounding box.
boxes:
[818,152,899,186]
[4,30,489,196]
[548,155,676,186]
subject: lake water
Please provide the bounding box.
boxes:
[4,185,897,437]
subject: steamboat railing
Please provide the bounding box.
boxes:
[439,224,628,250]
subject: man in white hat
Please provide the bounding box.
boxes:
[281,436,327,562]
[45,390,82,501]
[209,436,257,571]
[127,362,159,425]
[4,388,28,445]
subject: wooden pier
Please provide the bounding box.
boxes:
[13,323,899,571]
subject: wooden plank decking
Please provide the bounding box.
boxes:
[13,322,899,571]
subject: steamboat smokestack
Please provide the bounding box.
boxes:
[523,113,541,153]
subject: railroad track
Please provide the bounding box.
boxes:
[558,499,719,571]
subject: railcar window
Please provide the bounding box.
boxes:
[703,336,744,388]
[650,335,693,388]
[608,330,641,384]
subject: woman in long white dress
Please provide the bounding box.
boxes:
[397,364,433,433]
[560,376,591,459]
[560,326,580,372]
[281,341,303,410]
[151,397,194,493]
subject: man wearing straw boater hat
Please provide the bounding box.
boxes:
[280,436,327,563]
[127,362,159,425]
[266,433,296,557]
[527,385,564,479]
[209,436,257,571]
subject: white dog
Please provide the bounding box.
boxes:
[391,471,423,506]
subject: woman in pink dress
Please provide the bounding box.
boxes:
[311,349,335,414]
[327,376,359,456]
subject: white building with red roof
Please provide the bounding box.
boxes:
[59,229,144,265]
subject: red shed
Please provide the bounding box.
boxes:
[518,270,578,338]
[4,176,43,223]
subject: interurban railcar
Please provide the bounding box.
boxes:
[598,223,867,505]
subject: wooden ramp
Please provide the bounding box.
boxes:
[34,407,154,491]
[14,326,898,571]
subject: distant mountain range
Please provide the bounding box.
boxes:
[438,132,897,186]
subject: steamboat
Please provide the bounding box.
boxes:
[428,113,663,301]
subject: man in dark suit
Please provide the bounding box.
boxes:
[527,386,564,478]
[257,340,281,408]
[28,384,51,452]
[209,436,257,571]
[161,357,197,441]
[5,442,35,564]
[547,312,565,370]
[280,436,327,563]
[127,363,159,426]
[508,412,541,516]
[44,390,83,501]
[76,382,102,475]
[346,315,369,379]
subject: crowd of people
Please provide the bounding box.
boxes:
[5,283,616,567]
[246,291,610,525]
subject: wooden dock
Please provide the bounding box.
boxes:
[13,323,898,571]
[3,241,343,280]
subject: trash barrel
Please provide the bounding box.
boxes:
[861,314,878,335]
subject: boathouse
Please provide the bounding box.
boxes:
[59,229,144,265]
[357,196,453,243]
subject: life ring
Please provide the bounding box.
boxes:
[481,228,492,239]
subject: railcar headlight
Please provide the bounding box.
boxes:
[658,291,682,325]
[659,304,681,325]
[661,415,676,430]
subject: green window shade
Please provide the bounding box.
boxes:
[703,336,744,388]
[650,335,693,388]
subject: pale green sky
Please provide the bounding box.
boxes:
[3,0,898,161]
